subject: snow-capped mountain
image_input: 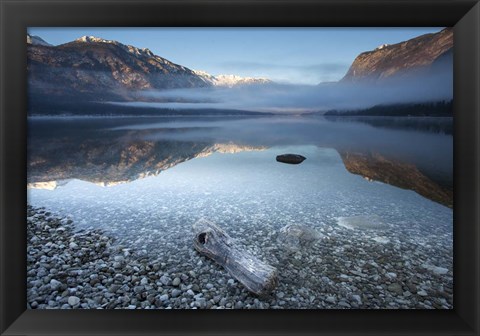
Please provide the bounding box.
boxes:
[193,70,217,85]
[194,70,271,87]
[74,36,156,58]
[27,33,52,46]
[27,35,210,100]
[28,34,273,101]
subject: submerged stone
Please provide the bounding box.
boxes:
[336,215,387,231]
[277,224,324,252]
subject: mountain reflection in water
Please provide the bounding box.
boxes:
[27,115,453,207]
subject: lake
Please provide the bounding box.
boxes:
[27,115,453,309]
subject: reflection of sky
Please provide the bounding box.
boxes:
[108,116,453,183]
[28,116,453,188]
[27,27,443,84]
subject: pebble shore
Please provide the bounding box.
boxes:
[27,205,453,309]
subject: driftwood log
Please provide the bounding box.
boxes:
[193,219,278,296]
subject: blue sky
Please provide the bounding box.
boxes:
[28,27,444,84]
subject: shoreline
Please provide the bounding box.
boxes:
[27,205,275,309]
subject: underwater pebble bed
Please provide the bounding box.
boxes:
[27,146,453,309]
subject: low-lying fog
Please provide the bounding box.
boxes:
[109,72,453,113]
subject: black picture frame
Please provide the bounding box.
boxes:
[1,0,479,335]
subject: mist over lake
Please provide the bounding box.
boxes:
[109,74,453,113]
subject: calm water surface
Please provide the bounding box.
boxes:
[27,114,453,249]
[27,115,453,189]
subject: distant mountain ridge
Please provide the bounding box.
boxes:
[193,70,271,87]
[28,31,453,116]
[341,28,453,83]
[27,33,52,46]
[28,35,209,100]
[27,35,273,101]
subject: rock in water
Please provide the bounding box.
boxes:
[192,219,278,296]
[277,224,324,252]
[276,154,306,164]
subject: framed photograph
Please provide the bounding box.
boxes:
[1,0,479,335]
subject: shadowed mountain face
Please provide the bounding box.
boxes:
[27,36,210,100]
[341,28,453,83]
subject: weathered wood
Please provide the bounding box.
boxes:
[276,154,306,164]
[193,219,278,296]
